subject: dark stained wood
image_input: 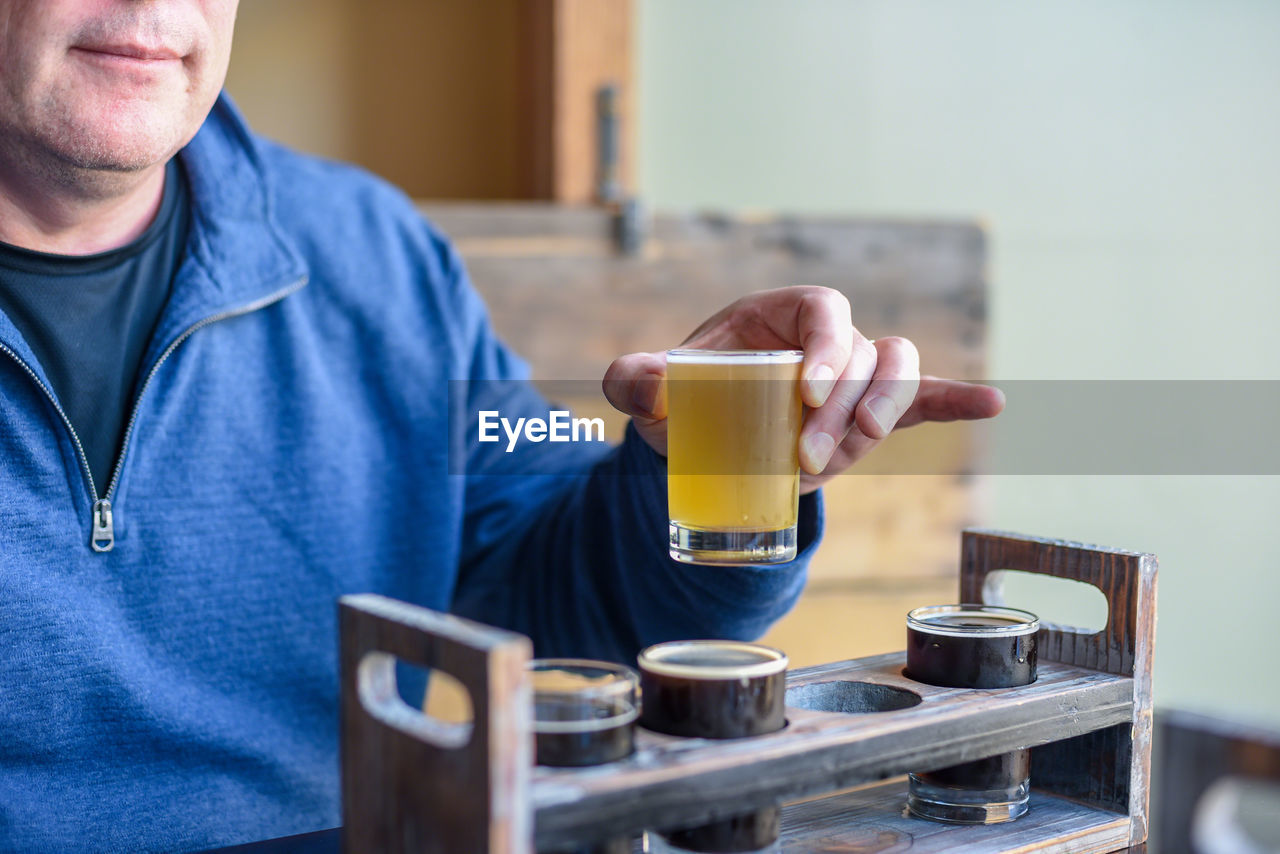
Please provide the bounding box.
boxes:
[531,653,1132,848]
[960,530,1159,847]
[337,527,1159,853]
[339,594,533,854]
[777,779,1131,852]
[200,812,1161,854]
[1150,710,1280,853]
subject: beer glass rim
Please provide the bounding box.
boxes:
[907,604,1040,637]
[637,640,789,680]
[667,348,804,364]
[529,658,640,734]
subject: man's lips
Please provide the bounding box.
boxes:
[72,43,183,63]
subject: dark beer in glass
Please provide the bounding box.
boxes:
[531,660,639,853]
[904,605,1039,824]
[638,641,787,853]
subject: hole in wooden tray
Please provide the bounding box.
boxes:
[785,681,921,714]
[421,669,475,727]
[357,653,475,749]
[1192,776,1280,853]
[984,569,1109,634]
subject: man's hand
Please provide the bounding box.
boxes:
[602,286,1005,494]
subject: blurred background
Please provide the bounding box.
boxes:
[226,1,1280,729]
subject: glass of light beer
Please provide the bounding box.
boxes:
[666,349,804,565]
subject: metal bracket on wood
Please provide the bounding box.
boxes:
[595,83,645,255]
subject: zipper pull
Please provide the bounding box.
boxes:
[92,499,114,552]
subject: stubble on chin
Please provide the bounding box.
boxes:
[3,81,196,201]
[42,72,193,168]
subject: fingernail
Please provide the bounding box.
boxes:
[801,432,837,472]
[632,374,661,415]
[806,364,836,406]
[865,395,897,436]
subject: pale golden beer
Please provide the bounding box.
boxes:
[666,349,804,564]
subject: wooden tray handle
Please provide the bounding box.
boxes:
[339,594,532,854]
[959,528,1157,677]
[960,529,1157,843]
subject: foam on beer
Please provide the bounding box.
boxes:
[530,659,639,734]
[638,640,788,680]
[906,605,1039,638]
[666,349,804,365]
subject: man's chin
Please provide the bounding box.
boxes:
[47,111,187,174]
[60,146,169,174]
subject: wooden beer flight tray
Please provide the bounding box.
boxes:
[340,529,1157,853]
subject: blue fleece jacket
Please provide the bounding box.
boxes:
[0,96,820,853]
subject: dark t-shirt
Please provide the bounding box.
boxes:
[0,158,190,495]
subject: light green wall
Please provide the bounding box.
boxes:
[639,0,1280,725]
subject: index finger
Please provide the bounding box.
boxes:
[895,377,1006,429]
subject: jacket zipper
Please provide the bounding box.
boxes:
[0,340,107,541]
[0,275,307,552]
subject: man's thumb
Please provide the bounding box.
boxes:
[602,351,667,420]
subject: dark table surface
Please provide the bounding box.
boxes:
[200,828,340,854]
[204,826,1147,853]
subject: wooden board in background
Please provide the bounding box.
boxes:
[760,577,955,669]
[521,0,635,201]
[229,0,634,202]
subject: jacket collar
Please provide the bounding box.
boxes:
[144,93,309,357]
[0,94,307,380]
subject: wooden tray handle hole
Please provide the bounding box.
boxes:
[983,569,1109,635]
[357,652,475,750]
[1192,776,1280,854]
